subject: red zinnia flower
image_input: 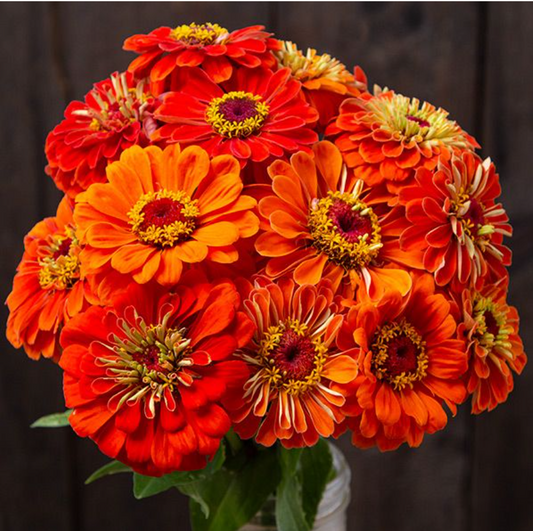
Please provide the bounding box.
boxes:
[6,197,98,361]
[153,66,318,164]
[60,278,253,476]
[45,72,159,197]
[328,90,479,194]
[399,152,512,289]
[457,279,526,413]
[226,278,358,448]
[337,273,468,451]
[124,23,279,93]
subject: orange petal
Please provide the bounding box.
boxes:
[375,383,401,425]
[175,145,210,195]
[110,244,156,274]
[193,222,239,246]
[293,253,328,285]
[173,240,208,263]
[322,355,358,383]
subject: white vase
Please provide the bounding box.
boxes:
[239,444,351,531]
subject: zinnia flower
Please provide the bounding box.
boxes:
[152,66,318,164]
[275,40,367,129]
[60,278,253,476]
[457,279,526,413]
[399,152,512,288]
[337,273,468,451]
[124,23,279,93]
[45,72,159,197]
[74,143,259,286]
[328,90,479,192]
[226,278,358,448]
[255,141,418,299]
[6,197,98,361]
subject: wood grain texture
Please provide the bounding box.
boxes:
[0,3,531,531]
[471,4,533,531]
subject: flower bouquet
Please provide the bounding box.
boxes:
[6,22,527,531]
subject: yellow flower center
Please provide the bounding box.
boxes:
[371,319,428,391]
[94,309,200,417]
[275,40,353,84]
[205,91,270,139]
[366,93,471,147]
[38,226,81,290]
[246,317,328,396]
[170,22,228,46]
[128,190,200,248]
[472,295,512,352]
[308,185,382,271]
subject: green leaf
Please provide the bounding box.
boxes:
[85,460,131,485]
[30,410,72,428]
[186,446,281,531]
[275,447,309,531]
[133,442,226,500]
[300,440,333,528]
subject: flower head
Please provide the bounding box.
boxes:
[337,273,468,450]
[226,278,357,448]
[6,197,98,361]
[60,278,253,476]
[255,141,419,299]
[399,152,512,288]
[45,72,159,197]
[329,90,479,192]
[457,279,526,413]
[153,67,318,164]
[124,23,279,93]
[275,41,366,128]
[74,143,259,286]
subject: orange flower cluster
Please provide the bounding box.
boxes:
[7,22,526,474]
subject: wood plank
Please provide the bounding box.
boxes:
[472,4,533,531]
[276,3,481,530]
[0,3,71,531]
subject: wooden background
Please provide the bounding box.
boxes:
[1,3,532,530]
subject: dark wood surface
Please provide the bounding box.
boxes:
[1,3,532,530]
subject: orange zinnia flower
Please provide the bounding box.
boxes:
[337,273,468,451]
[255,141,418,299]
[399,152,512,289]
[275,41,367,130]
[124,23,279,93]
[457,279,526,413]
[45,72,159,197]
[153,66,318,164]
[226,278,358,448]
[74,143,259,286]
[6,197,98,361]
[328,90,478,192]
[60,278,253,476]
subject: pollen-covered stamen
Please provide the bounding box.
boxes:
[243,317,329,396]
[170,22,228,46]
[472,295,513,353]
[308,184,382,271]
[73,73,153,132]
[371,319,428,390]
[128,190,200,247]
[205,91,269,139]
[365,93,471,147]
[94,308,202,418]
[275,40,354,85]
[38,226,81,290]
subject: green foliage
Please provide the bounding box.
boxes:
[85,461,131,485]
[186,445,281,531]
[30,410,72,428]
